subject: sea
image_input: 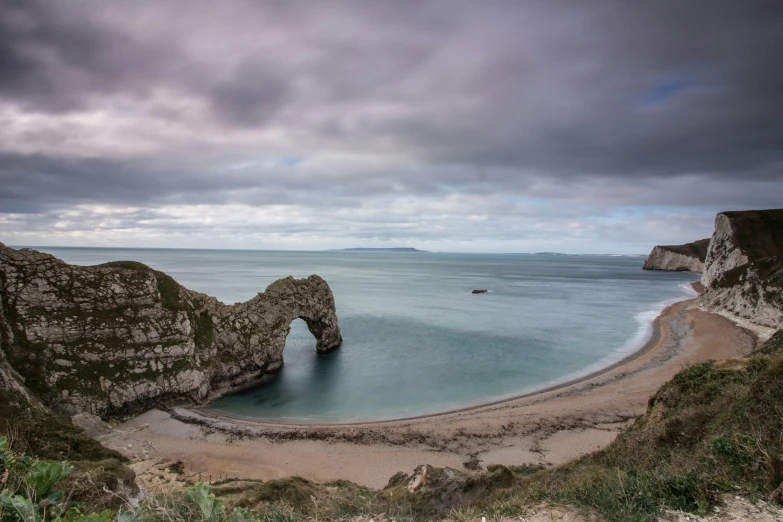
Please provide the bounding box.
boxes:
[34,247,698,423]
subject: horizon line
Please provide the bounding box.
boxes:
[6,244,648,257]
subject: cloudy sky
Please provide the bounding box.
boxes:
[1,1,781,253]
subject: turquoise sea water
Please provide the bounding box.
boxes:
[35,248,698,423]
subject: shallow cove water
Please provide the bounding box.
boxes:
[36,248,697,423]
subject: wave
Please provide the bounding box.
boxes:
[537,280,699,389]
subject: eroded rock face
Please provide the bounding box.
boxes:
[697,210,783,337]
[699,256,783,336]
[701,210,783,287]
[642,239,710,273]
[0,244,342,418]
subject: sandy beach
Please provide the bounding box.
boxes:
[93,293,756,491]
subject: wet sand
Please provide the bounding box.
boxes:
[96,294,756,490]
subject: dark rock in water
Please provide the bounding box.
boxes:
[0,242,342,419]
[472,289,488,294]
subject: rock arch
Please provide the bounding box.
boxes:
[0,243,342,418]
[207,275,343,379]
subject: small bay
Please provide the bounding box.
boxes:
[37,247,697,423]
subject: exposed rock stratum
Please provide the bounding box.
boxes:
[0,243,342,418]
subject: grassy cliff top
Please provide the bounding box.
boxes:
[720,209,783,262]
[659,237,711,261]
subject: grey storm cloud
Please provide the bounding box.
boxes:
[0,0,782,250]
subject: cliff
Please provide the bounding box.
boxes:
[701,209,783,287]
[0,243,342,418]
[697,209,783,337]
[642,238,710,272]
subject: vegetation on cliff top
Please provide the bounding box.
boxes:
[0,389,137,515]
[657,238,711,262]
[0,390,122,464]
[719,209,783,262]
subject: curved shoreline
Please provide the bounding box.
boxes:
[101,285,758,489]
[196,291,686,428]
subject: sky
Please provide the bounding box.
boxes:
[1,1,782,254]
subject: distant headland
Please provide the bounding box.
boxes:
[330,247,427,252]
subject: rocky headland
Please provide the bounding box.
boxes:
[641,209,782,338]
[642,238,710,272]
[0,243,342,419]
[697,209,783,337]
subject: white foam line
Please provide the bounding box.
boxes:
[464,279,700,407]
[541,280,699,387]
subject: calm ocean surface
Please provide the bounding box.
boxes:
[34,247,698,423]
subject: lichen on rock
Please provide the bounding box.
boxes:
[0,243,342,418]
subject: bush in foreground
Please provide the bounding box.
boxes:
[3,330,782,521]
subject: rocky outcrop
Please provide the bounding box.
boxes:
[0,243,342,418]
[696,210,783,337]
[701,210,783,287]
[699,256,783,336]
[642,238,710,273]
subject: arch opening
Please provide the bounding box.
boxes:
[284,318,318,356]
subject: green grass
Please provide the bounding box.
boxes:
[499,331,783,521]
[0,390,123,463]
[0,391,137,514]
[3,321,783,520]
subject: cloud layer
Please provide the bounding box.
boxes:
[1,0,782,252]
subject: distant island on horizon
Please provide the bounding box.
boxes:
[330,247,428,252]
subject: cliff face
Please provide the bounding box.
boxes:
[0,244,342,418]
[699,256,783,334]
[701,210,783,287]
[697,210,783,336]
[642,238,710,272]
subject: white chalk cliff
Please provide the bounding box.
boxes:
[696,210,783,338]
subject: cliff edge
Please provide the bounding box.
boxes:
[0,243,342,418]
[697,209,783,337]
[642,238,710,272]
[701,210,783,287]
